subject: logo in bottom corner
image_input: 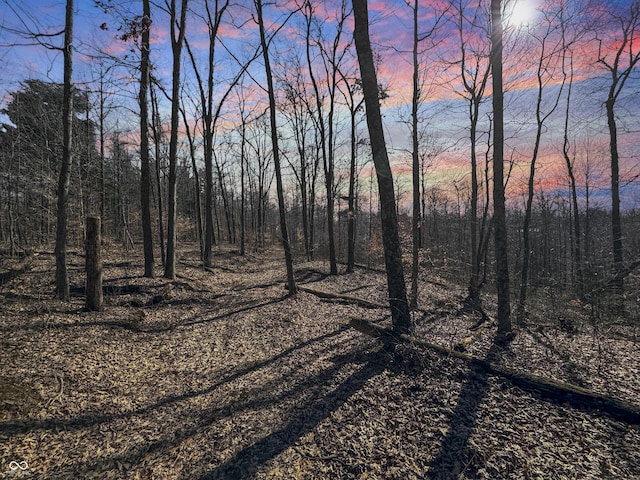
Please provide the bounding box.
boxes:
[6,461,31,477]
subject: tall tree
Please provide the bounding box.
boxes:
[490,0,512,337]
[408,0,445,308]
[302,0,350,275]
[597,0,640,296]
[183,0,230,266]
[561,53,584,297]
[336,65,364,273]
[139,2,154,277]
[254,0,297,294]
[449,0,492,311]
[517,2,567,319]
[353,0,411,336]
[55,0,75,300]
[279,56,321,262]
[410,0,421,309]
[164,0,188,280]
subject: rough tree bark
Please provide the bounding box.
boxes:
[598,2,640,297]
[164,0,188,280]
[54,0,74,301]
[490,0,512,337]
[85,216,103,312]
[139,1,154,278]
[352,0,411,336]
[410,0,420,309]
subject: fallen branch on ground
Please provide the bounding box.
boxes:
[297,285,387,309]
[347,317,640,425]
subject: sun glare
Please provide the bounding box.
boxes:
[506,0,537,27]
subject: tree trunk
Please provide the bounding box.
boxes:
[164,0,188,280]
[85,216,103,311]
[55,0,74,301]
[139,1,154,278]
[150,84,166,266]
[353,0,411,337]
[304,3,337,275]
[490,0,512,337]
[255,0,297,294]
[410,0,420,309]
[607,98,623,295]
[562,55,584,298]
[346,105,359,273]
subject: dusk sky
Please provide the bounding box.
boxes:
[1,0,639,209]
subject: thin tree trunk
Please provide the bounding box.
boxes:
[607,98,623,295]
[410,0,420,309]
[99,74,106,236]
[55,0,74,301]
[240,116,246,256]
[255,0,297,294]
[304,3,337,275]
[346,105,360,273]
[179,102,204,260]
[164,0,188,280]
[150,84,166,266]
[139,2,154,277]
[562,55,583,298]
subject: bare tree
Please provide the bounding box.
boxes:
[139,1,154,277]
[408,0,446,309]
[516,2,567,319]
[353,0,411,336]
[490,0,512,337]
[336,65,364,273]
[254,0,297,294]
[448,0,492,312]
[150,82,167,265]
[55,0,75,300]
[279,56,321,262]
[164,0,188,280]
[302,0,351,275]
[596,0,640,296]
[557,0,587,298]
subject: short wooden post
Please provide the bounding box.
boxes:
[85,216,103,311]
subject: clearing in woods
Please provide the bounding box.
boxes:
[1,245,639,479]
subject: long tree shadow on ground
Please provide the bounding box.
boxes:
[0,326,349,436]
[199,350,390,480]
[62,345,385,478]
[426,339,504,479]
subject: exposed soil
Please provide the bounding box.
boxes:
[1,244,639,479]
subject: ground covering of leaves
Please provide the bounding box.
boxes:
[1,244,639,479]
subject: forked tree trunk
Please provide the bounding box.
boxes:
[164,0,188,280]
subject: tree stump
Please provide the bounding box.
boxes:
[85,216,103,311]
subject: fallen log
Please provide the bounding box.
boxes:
[298,286,387,309]
[347,318,640,425]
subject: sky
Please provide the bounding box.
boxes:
[1,0,639,210]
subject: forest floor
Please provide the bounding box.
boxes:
[1,243,639,479]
